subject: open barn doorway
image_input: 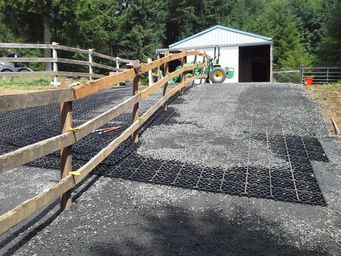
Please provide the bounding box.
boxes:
[239,45,270,82]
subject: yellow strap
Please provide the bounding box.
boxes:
[138,116,145,121]
[69,171,81,176]
[68,125,83,132]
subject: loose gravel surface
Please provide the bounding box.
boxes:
[1,83,340,256]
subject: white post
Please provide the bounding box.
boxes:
[116,57,120,86]
[52,42,59,87]
[148,57,153,86]
[88,49,94,81]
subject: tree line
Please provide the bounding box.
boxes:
[0,0,340,68]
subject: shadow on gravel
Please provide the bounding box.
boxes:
[0,174,101,256]
[0,201,62,256]
[87,205,327,256]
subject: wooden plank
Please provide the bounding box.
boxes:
[91,51,134,64]
[0,71,55,77]
[140,50,199,73]
[0,43,134,63]
[0,94,141,173]
[73,69,136,99]
[0,56,131,69]
[0,71,103,78]
[56,71,104,78]
[72,51,200,100]
[0,57,55,63]
[57,58,89,66]
[156,49,209,58]
[57,58,121,71]
[60,80,73,210]
[331,117,340,135]
[90,62,122,71]
[55,45,90,55]
[0,73,205,235]
[0,43,52,49]
[0,88,75,112]
[139,64,206,100]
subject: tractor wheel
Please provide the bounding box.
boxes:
[19,68,30,72]
[209,67,226,83]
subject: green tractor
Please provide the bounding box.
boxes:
[205,46,235,83]
[206,57,227,83]
[163,47,234,83]
[180,57,233,83]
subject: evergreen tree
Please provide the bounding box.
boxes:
[248,0,311,67]
[112,0,166,61]
[1,0,77,44]
[74,0,120,54]
[0,0,337,67]
[318,0,341,66]
[164,0,196,46]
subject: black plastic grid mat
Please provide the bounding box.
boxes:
[103,108,328,206]
[0,88,328,206]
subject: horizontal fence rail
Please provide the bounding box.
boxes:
[0,42,134,83]
[273,66,341,84]
[0,49,208,235]
[302,66,341,84]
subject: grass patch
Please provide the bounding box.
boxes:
[306,82,341,101]
[307,82,341,135]
[0,77,54,90]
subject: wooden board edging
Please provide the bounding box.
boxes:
[0,88,75,112]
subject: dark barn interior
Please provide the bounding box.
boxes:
[239,45,271,82]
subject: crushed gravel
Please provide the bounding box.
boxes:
[0,83,340,256]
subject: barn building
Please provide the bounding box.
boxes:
[168,25,273,83]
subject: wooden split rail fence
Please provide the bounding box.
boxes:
[0,43,134,84]
[0,50,208,235]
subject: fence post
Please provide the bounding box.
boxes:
[300,64,304,85]
[192,54,198,87]
[162,52,170,110]
[88,49,94,81]
[60,79,73,210]
[179,57,186,95]
[52,42,59,87]
[200,55,206,84]
[148,58,153,87]
[116,57,120,86]
[157,55,161,81]
[132,61,140,142]
[326,68,329,83]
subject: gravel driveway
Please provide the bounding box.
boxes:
[1,83,340,256]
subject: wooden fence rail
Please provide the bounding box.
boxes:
[0,49,208,235]
[0,43,134,82]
